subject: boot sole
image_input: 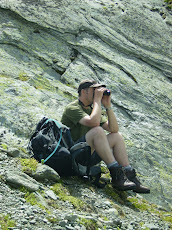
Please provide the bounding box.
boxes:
[113,185,136,191]
[133,189,150,194]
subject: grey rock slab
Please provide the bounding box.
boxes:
[5,170,40,191]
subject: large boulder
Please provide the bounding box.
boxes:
[33,164,60,182]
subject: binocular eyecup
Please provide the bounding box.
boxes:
[103,90,111,96]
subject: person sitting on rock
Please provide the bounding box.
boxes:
[61,79,150,193]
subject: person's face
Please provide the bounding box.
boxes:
[84,87,94,104]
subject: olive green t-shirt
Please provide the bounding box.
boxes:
[61,100,107,142]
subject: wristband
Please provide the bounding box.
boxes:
[106,107,112,111]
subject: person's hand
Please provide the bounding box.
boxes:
[101,90,111,108]
[94,87,105,101]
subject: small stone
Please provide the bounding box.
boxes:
[59,220,68,227]
[127,224,134,230]
[21,218,28,224]
[65,214,78,222]
[7,148,20,157]
[30,219,36,224]
[43,218,49,223]
[66,225,75,230]
[105,208,118,216]
[103,200,112,207]
[45,189,58,200]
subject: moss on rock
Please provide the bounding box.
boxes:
[20,158,38,176]
[51,182,90,211]
[0,214,16,230]
[127,196,172,227]
[78,217,99,230]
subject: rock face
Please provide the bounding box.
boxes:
[0,0,171,213]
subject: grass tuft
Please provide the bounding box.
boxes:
[0,214,16,230]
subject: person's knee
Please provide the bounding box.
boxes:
[92,126,105,137]
[110,132,123,138]
[86,126,105,141]
[86,126,105,150]
[114,132,123,140]
[108,132,124,145]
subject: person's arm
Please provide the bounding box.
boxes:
[102,109,119,133]
[101,93,119,133]
[79,88,105,127]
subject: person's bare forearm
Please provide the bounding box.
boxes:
[105,108,119,133]
[90,99,102,126]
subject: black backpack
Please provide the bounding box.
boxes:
[28,117,105,187]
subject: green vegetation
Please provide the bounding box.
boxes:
[29,75,77,100]
[20,158,38,175]
[0,174,4,182]
[25,192,45,210]
[164,0,172,9]
[100,165,109,174]
[139,224,150,230]
[0,143,8,150]
[127,196,172,226]
[47,216,59,223]
[103,6,107,10]
[104,184,128,205]
[18,146,28,154]
[51,182,89,211]
[47,199,59,210]
[0,214,16,230]
[103,183,172,227]
[20,187,46,210]
[30,75,52,90]
[0,74,10,78]
[18,72,30,81]
[159,168,172,183]
[124,139,135,147]
[78,217,99,230]
[127,197,156,211]
[161,212,172,223]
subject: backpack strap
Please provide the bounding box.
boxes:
[70,142,89,152]
[41,119,62,164]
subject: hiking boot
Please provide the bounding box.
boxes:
[109,166,136,191]
[125,169,150,194]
